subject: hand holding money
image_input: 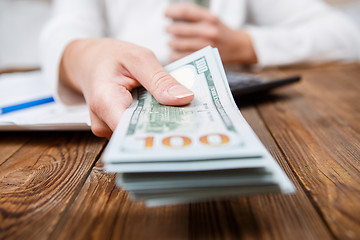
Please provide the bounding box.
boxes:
[103,46,295,206]
[60,39,194,139]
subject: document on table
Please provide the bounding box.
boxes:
[0,71,90,130]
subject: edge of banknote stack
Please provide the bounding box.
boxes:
[102,46,296,207]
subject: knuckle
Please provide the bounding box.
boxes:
[206,38,216,46]
[88,96,103,116]
[179,7,188,19]
[207,27,220,41]
[91,125,102,137]
[171,24,185,35]
[170,52,179,61]
[150,70,174,92]
[91,124,110,138]
[170,40,182,50]
[208,15,219,25]
[129,46,155,60]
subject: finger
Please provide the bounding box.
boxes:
[89,110,113,139]
[167,21,218,39]
[169,37,212,52]
[123,48,194,106]
[165,3,217,23]
[87,84,133,135]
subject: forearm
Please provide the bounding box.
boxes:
[59,39,96,94]
[247,0,360,66]
[40,0,104,104]
[247,14,360,67]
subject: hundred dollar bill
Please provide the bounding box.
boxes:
[117,168,274,191]
[103,47,266,166]
[103,47,288,175]
[102,46,295,205]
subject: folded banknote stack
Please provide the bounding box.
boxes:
[103,46,295,206]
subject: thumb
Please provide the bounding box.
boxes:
[125,49,194,106]
[146,70,194,106]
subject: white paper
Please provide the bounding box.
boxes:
[0,71,90,130]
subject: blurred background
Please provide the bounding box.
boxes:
[0,0,359,71]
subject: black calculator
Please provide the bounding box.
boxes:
[226,71,301,97]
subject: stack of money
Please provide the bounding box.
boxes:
[103,47,295,206]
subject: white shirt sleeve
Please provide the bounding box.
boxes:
[39,0,105,105]
[245,0,360,67]
[40,0,360,107]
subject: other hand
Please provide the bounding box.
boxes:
[166,3,257,64]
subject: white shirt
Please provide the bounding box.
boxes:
[40,0,360,104]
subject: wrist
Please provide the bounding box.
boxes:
[59,39,98,93]
[227,30,258,64]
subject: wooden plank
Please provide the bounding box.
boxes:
[0,132,33,165]
[0,131,106,240]
[239,107,333,240]
[255,64,360,239]
[49,161,190,240]
[50,106,333,240]
[4,64,357,239]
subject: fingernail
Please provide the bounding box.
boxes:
[167,85,194,99]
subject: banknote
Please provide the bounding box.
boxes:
[104,47,270,166]
[117,168,273,191]
[131,184,282,207]
[102,46,295,206]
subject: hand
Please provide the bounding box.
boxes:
[60,38,194,139]
[165,3,257,64]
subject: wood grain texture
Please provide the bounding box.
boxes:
[240,107,333,240]
[48,107,333,240]
[49,161,190,240]
[1,64,359,240]
[0,132,33,166]
[0,132,106,240]
[253,63,360,240]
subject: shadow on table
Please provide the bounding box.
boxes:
[233,91,300,109]
[0,131,98,145]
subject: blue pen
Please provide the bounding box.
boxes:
[0,96,55,115]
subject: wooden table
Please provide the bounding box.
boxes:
[0,63,359,240]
